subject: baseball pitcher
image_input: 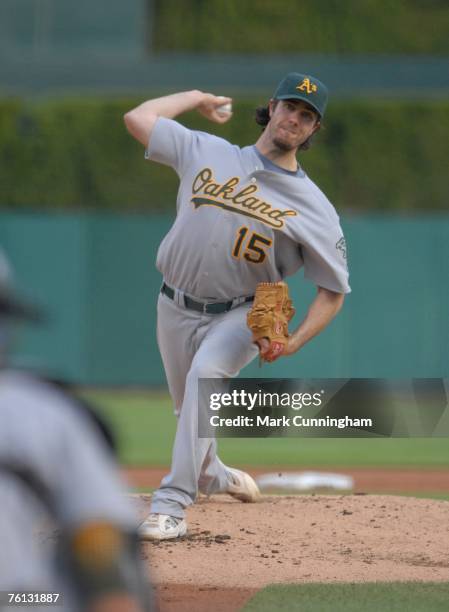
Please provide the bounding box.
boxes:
[124,72,350,540]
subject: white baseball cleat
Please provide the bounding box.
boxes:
[138,513,187,541]
[226,467,261,503]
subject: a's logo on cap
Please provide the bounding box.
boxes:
[296,77,317,95]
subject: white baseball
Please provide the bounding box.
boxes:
[216,102,232,116]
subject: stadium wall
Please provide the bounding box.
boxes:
[0,212,447,385]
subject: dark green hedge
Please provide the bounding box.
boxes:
[1,97,448,212]
[153,0,449,54]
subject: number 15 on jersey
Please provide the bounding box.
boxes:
[232,226,272,264]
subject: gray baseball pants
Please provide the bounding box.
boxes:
[150,291,258,519]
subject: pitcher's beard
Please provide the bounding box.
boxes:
[272,137,297,152]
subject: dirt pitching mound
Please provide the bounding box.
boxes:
[135,493,449,595]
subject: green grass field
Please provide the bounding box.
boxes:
[85,390,449,468]
[243,582,449,612]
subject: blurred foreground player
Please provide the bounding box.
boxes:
[0,249,153,611]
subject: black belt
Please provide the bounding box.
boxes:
[161,283,254,314]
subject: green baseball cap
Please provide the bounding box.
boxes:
[273,72,328,118]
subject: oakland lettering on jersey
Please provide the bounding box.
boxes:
[191,168,297,229]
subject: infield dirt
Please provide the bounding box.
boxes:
[133,493,449,611]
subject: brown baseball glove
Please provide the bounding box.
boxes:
[247,282,295,363]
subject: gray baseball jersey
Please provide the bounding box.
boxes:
[146,117,350,299]
[0,370,136,597]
